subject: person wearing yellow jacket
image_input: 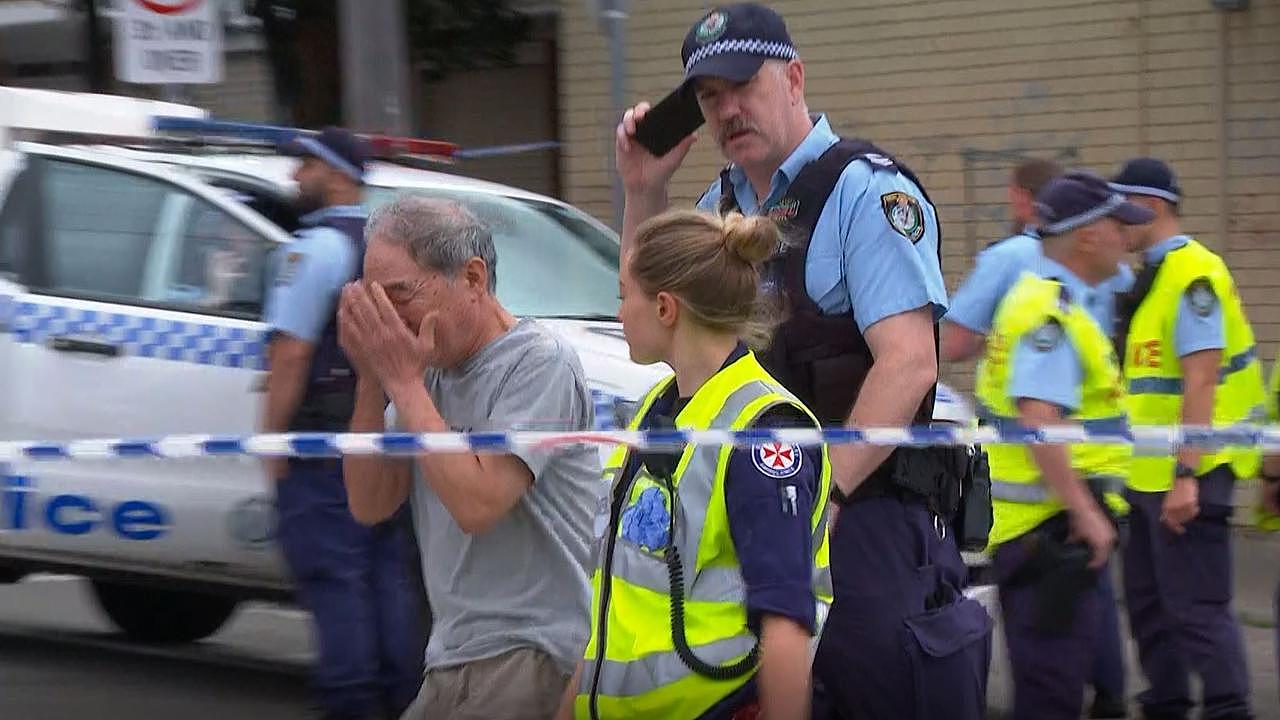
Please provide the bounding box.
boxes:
[557,210,832,720]
[1111,157,1265,720]
[976,171,1150,720]
[1256,358,1280,696]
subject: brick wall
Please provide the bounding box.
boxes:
[558,0,1280,391]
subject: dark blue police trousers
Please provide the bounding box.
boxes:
[1123,467,1253,720]
[812,494,993,720]
[277,458,422,720]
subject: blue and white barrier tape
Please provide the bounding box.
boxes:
[2,425,1280,462]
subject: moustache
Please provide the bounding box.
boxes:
[719,119,758,140]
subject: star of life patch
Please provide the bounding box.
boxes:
[753,442,802,479]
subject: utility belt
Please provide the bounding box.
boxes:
[1000,477,1117,635]
[836,442,993,551]
[290,387,357,433]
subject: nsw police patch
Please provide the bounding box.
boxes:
[1031,319,1064,352]
[753,442,802,479]
[1186,277,1218,318]
[696,10,728,44]
[276,251,304,286]
[881,192,925,243]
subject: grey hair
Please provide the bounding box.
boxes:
[365,195,498,293]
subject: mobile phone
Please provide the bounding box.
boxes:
[633,89,705,158]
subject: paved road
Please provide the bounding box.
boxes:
[0,531,1277,719]
[0,576,313,719]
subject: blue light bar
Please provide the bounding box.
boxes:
[151,116,314,146]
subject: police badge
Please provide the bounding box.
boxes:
[880,192,925,243]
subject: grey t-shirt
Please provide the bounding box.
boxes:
[388,318,602,675]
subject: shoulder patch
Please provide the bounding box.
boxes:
[275,251,304,287]
[752,442,803,479]
[1186,277,1218,317]
[880,191,925,243]
[1030,318,1064,352]
[861,152,896,169]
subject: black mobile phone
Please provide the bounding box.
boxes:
[633,89,705,157]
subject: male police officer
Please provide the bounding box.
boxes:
[261,128,420,720]
[977,171,1152,719]
[943,157,1131,719]
[614,5,991,718]
[1111,157,1265,720]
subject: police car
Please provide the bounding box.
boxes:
[0,88,977,645]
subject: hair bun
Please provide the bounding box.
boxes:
[721,213,780,265]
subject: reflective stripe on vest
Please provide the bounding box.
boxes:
[991,475,1125,503]
[582,634,757,699]
[1129,345,1259,395]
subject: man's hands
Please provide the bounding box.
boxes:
[615,101,698,197]
[1068,502,1118,570]
[338,281,435,399]
[1161,475,1200,535]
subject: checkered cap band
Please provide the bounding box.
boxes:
[684,38,799,74]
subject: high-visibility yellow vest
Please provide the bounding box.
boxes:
[575,351,832,720]
[1253,358,1280,531]
[1121,239,1266,491]
[975,272,1130,549]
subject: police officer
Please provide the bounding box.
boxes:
[261,127,420,720]
[614,5,991,718]
[1111,157,1266,720]
[567,209,831,720]
[1257,356,1280,697]
[977,171,1153,720]
[943,157,1131,719]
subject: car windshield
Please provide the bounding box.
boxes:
[363,185,621,320]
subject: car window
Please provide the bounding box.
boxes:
[29,158,272,318]
[148,197,273,317]
[39,159,169,299]
[363,186,621,319]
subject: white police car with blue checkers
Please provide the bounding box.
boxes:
[0,88,978,644]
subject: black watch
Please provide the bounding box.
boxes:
[1174,462,1197,480]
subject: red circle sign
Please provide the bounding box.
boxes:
[136,0,203,14]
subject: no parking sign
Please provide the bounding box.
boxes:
[113,0,224,84]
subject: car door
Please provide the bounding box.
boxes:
[0,149,288,589]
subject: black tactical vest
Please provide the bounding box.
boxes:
[717,137,943,494]
[289,210,367,432]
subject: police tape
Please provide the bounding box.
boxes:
[2,425,1280,462]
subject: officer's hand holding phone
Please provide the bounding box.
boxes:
[616,90,704,197]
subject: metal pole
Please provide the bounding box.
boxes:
[601,5,628,231]
[339,0,412,134]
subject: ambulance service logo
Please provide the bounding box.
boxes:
[696,10,728,44]
[753,442,803,479]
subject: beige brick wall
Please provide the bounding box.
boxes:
[558,0,1280,392]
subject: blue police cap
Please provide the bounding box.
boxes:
[1036,171,1155,237]
[280,126,368,183]
[1109,157,1182,205]
[680,4,799,91]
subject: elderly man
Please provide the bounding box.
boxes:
[338,195,601,720]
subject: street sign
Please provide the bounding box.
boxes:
[113,0,224,85]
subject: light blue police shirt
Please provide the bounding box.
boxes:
[264,205,365,343]
[1144,234,1225,358]
[696,115,947,332]
[1007,257,1117,413]
[947,228,1135,335]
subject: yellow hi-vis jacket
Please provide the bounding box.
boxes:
[575,351,832,720]
[976,272,1130,549]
